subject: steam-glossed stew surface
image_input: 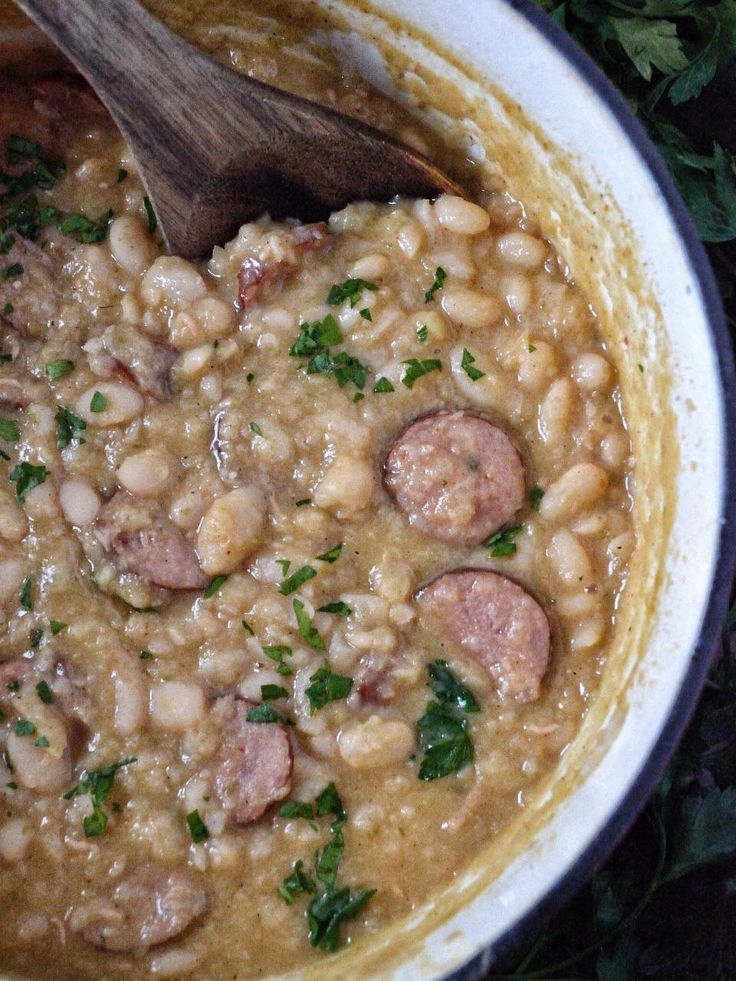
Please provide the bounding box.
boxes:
[0,3,633,977]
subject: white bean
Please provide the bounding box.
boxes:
[338,716,414,769]
[538,377,574,445]
[434,194,491,235]
[547,529,593,584]
[149,682,205,731]
[517,340,557,390]
[140,256,207,307]
[0,819,33,863]
[349,253,389,280]
[0,489,27,542]
[496,231,547,269]
[600,430,629,469]
[501,273,533,315]
[572,353,612,392]
[108,214,157,275]
[313,457,374,515]
[170,296,235,350]
[441,287,501,329]
[75,382,144,426]
[397,222,425,258]
[197,486,266,575]
[570,617,605,651]
[117,448,177,498]
[59,479,101,527]
[113,657,148,737]
[0,559,25,603]
[540,463,609,522]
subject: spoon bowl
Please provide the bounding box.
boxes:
[14,0,462,258]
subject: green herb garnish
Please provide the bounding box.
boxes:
[186,809,209,843]
[89,391,107,413]
[326,278,377,308]
[484,524,523,558]
[63,756,136,838]
[49,620,66,635]
[529,486,545,511]
[262,645,293,676]
[19,577,32,611]
[9,462,47,502]
[372,376,395,393]
[461,348,485,381]
[293,598,326,652]
[59,210,113,244]
[427,660,480,714]
[203,575,228,598]
[279,564,317,595]
[261,684,289,701]
[317,601,352,616]
[416,323,429,343]
[13,719,36,737]
[46,359,74,380]
[424,266,447,302]
[143,196,157,232]
[35,680,53,704]
[55,406,86,449]
[249,421,264,437]
[279,859,317,905]
[305,667,353,713]
[401,358,442,388]
[0,418,19,443]
[246,703,283,724]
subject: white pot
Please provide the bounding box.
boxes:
[297,1,736,977]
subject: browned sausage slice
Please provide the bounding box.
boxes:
[416,569,550,702]
[213,701,292,825]
[384,411,525,546]
[70,864,207,952]
[94,492,208,590]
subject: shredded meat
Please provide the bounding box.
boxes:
[236,222,330,308]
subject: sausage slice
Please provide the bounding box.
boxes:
[416,569,550,702]
[94,492,208,591]
[70,864,207,952]
[384,411,525,546]
[213,701,292,825]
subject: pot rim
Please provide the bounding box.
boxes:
[445,1,736,977]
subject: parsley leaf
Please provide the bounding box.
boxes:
[293,598,326,652]
[13,718,36,736]
[280,800,315,820]
[530,485,545,511]
[261,684,289,701]
[416,323,429,343]
[315,543,342,563]
[62,757,136,838]
[401,358,442,388]
[143,195,157,233]
[372,376,395,393]
[186,808,209,843]
[59,210,113,244]
[49,620,66,635]
[289,315,342,357]
[305,667,353,713]
[326,278,377,307]
[461,348,485,381]
[427,660,480,714]
[317,601,352,616]
[89,390,107,413]
[246,703,285,724]
[46,359,74,380]
[279,859,317,905]
[424,266,447,302]
[416,701,474,780]
[0,418,19,442]
[35,680,53,704]
[307,885,375,951]
[610,17,688,82]
[203,575,227,598]
[484,524,523,557]
[55,406,86,449]
[262,644,293,676]
[19,576,32,611]
[9,462,47,502]
[279,564,316,595]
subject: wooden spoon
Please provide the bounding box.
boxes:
[12,0,462,258]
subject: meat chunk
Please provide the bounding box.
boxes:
[0,377,30,409]
[384,411,526,547]
[352,653,398,706]
[70,864,207,953]
[416,569,551,702]
[236,222,330,308]
[0,237,59,335]
[88,324,176,400]
[214,700,292,825]
[94,492,208,590]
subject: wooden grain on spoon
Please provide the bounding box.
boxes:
[13,0,462,258]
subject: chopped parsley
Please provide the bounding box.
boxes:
[262,644,293,676]
[59,210,113,244]
[280,800,316,820]
[529,486,545,511]
[89,390,107,413]
[30,628,43,648]
[326,278,377,308]
[246,703,285,724]
[416,661,479,781]
[359,308,372,321]
[241,619,255,636]
[305,667,353,713]
[461,348,485,381]
[143,195,157,233]
[528,343,537,353]
[279,564,316,595]
[34,735,49,748]
[19,577,32,611]
[3,263,23,279]
[203,575,228,598]
[261,684,289,701]
[424,266,447,302]
[186,808,209,843]
[6,136,41,164]
[13,719,36,737]
[416,323,429,343]
[62,756,137,838]
[307,350,370,390]
[139,649,154,660]
[427,660,480,714]
[484,524,523,558]
[55,406,86,449]
[372,376,395,393]
[317,601,352,616]
[1,302,12,315]
[289,314,342,357]
[295,498,311,507]
[315,543,342,564]
[49,620,67,635]
[46,359,74,380]
[117,168,128,182]
[249,421,264,437]
[9,462,48,502]
[293,598,326,652]
[0,418,19,443]
[276,559,291,576]
[279,860,317,905]
[401,358,442,389]
[35,680,53,704]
